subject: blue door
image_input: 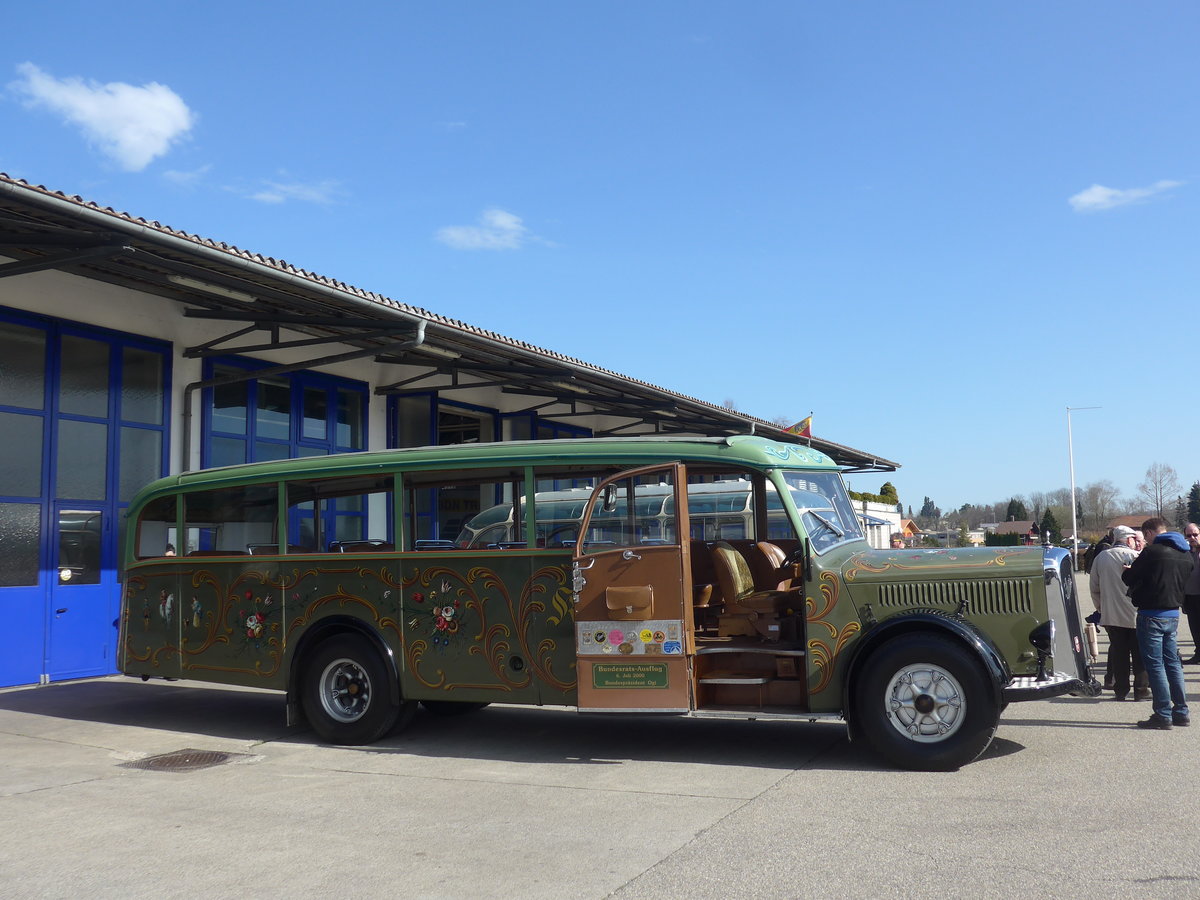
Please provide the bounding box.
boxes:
[0,311,169,687]
[48,505,116,680]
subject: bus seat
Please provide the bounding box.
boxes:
[710,541,795,640]
[329,540,395,553]
[186,549,249,557]
[751,542,800,591]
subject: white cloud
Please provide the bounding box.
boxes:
[248,179,340,205]
[436,208,530,250]
[1068,180,1182,213]
[10,62,194,171]
[163,164,211,186]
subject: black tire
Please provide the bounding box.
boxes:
[852,633,999,771]
[301,634,413,744]
[420,700,491,716]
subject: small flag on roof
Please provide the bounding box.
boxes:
[785,415,812,438]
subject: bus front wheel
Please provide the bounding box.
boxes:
[301,635,413,744]
[853,633,999,771]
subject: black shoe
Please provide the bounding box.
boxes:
[1134,689,1152,701]
[1112,693,1128,701]
[1103,677,1115,689]
[1183,656,1200,665]
[1173,714,1191,727]
[1137,715,1173,730]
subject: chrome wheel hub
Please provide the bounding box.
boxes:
[318,657,372,723]
[885,663,965,742]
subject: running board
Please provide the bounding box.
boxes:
[689,708,843,723]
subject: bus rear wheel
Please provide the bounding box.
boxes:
[853,633,999,771]
[301,635,413,744]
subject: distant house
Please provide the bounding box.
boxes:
[1105,514,1155,531]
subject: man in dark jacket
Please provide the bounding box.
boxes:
[1123,517,1194,729]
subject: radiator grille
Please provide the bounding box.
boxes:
[876,579,1032,615]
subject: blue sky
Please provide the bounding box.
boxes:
[2,2,1196,516]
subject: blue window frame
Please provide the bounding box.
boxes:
[202,357,368,548]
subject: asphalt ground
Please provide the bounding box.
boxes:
[2,632,1199,900]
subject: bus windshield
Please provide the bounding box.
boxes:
[778,471,863,553]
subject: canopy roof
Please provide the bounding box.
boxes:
[0,174,898,472]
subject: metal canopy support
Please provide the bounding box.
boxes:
[0,243,132,278]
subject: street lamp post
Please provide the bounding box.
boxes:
[1067,405,1101,566]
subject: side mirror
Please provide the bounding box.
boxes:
[601,483,619,513]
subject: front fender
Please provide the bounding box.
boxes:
[841,610,1009,727]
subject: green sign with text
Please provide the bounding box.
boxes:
[592,662,669,689]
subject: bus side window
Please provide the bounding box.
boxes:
[286,474,394,554]
[135,495,178,559]
[183,484,278,555]
[403,469,525,551]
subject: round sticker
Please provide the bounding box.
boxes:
[609,629,624,644]
[639,629,654,643]
[618,642,633,654]
[652,630,666,643]
[594,631,607,643]
[625,631,638,643]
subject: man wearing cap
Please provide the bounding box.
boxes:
[1089,525,1148,701]
[1123,517,1194,729]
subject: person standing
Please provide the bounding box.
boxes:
[1183,523,1200,664]
[1085,528,1115,574]
[1089,525,1148,700]
[1123,517,1194,729]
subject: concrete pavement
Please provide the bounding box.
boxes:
[2,637,1199,899]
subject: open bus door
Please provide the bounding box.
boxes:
[571,463,692,712]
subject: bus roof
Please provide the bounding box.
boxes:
[130,435,839,504]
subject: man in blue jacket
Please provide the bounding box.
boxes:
[1123,517,1194,729]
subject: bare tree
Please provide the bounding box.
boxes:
[1047,487,1072,508]
[1081,479,1121,528]
[1138,463,1181,518]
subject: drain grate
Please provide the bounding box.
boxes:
[121,748,242,773]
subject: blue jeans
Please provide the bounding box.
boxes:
[1136,614,1190,721]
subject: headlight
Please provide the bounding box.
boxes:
[1030,619,1056,655]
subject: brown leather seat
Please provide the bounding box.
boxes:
[751,541,801,592]
[711,541,797,639]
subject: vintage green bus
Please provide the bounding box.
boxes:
[119,435,1098,770]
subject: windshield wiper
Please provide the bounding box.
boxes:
[808,510,844,538]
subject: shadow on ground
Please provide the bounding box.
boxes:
[0,678,896,772]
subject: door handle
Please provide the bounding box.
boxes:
[622,550,641,561]
[56,608,68,615]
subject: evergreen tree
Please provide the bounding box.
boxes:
[880,482,899,505]
[907,505,914,519]
[1006,498,1028,521]
[1039,508,1062,543]
[957,523,971,548]
[1174,496,1187,530]
[1188,482,1200,526]
[920,496,938,518]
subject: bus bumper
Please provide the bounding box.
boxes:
[1003,672,1103,703]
